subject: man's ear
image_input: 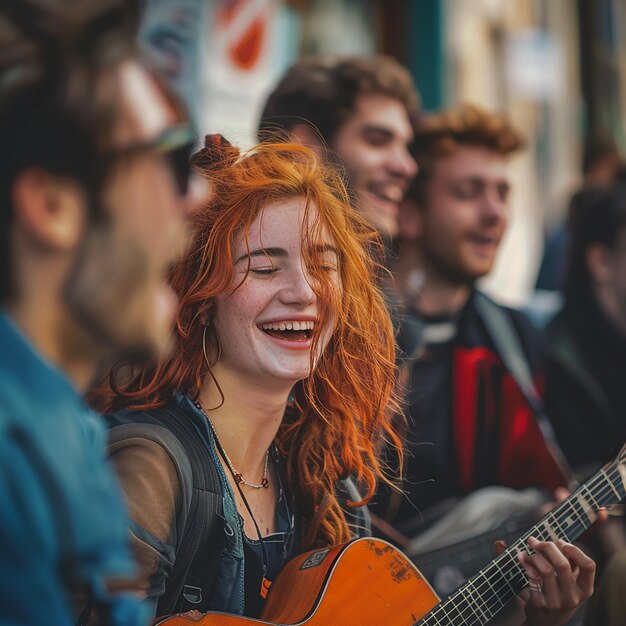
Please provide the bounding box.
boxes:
[11,169,86,250]
[586,243,613,285]
[289,124,326,158]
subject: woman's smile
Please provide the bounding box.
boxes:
[258,319,316,345]
[211,197,340,385]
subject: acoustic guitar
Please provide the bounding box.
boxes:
[155,444,626,626]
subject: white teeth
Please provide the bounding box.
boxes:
[383,187,403,202]
[259,320,315,331]
[372,184,404,203]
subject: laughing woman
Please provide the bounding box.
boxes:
[91,136,403,619]
[92,137,595,624]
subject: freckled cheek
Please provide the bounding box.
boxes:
[219,315,250,362]
[229,294,261,338]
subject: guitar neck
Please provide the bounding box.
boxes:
[417,459,626,626]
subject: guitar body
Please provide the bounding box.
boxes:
[155,538,439,625]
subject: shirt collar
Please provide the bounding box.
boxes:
[0,312,81,404]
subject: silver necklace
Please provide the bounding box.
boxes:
[195,400,269,489]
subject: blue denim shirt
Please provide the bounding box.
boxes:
[0,313,148,626]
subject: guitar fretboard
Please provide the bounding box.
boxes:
[415,459,626,626]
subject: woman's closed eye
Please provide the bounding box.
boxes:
[250,266,279,276]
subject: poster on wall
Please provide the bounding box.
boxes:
[200,0,298,146]
[138,0,207,128]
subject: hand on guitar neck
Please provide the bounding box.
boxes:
[496,535,595,626]
[509,486,605,626]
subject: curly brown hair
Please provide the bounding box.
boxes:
[409,103,526,204]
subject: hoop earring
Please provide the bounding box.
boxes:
[201,323,225,410]
[202,323,222,369]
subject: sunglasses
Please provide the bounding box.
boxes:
[107,124,195,196]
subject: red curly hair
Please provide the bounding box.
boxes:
[92,136,402,548]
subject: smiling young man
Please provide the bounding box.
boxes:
[258,54,419,240]
[0,2,196,623]
[375,104,570,561]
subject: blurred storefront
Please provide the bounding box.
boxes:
[139,0,626,305]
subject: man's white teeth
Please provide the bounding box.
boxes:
[259,321,315,331]
[383,187,403,202]
[372,185,404,203]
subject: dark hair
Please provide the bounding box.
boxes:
[0,0,141,304]
[258,54,419,146]
[407,103,525,205]
[565,184,626,293]
[582,134,620,176]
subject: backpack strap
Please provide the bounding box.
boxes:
[107,421,194,549]
[106,403,225,615]
[474,291,572,478]
[149,406,224,615]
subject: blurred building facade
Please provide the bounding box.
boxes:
[140,0,626,305]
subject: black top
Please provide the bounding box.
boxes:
[373,290,565,534]
[544,288,626,470]
[242,464,296,617]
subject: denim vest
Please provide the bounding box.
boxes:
[174,394,247,614]
[108,392,370,617]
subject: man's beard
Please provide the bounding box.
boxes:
[62,217,156,367]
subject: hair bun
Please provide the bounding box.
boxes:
[190,133,239,174]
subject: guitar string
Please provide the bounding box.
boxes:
[427,466,624,626]
[420,465,624,626]
[416,463,624,626]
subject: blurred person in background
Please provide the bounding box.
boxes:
[535,135,624,294]
[0,0,195,623]
[543,185,626,626]
[375,105,588,624]
[258,54,419,247]
[257,53,421,395]
[544,185,626,474]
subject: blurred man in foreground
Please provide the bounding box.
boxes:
[0,1,195,623]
